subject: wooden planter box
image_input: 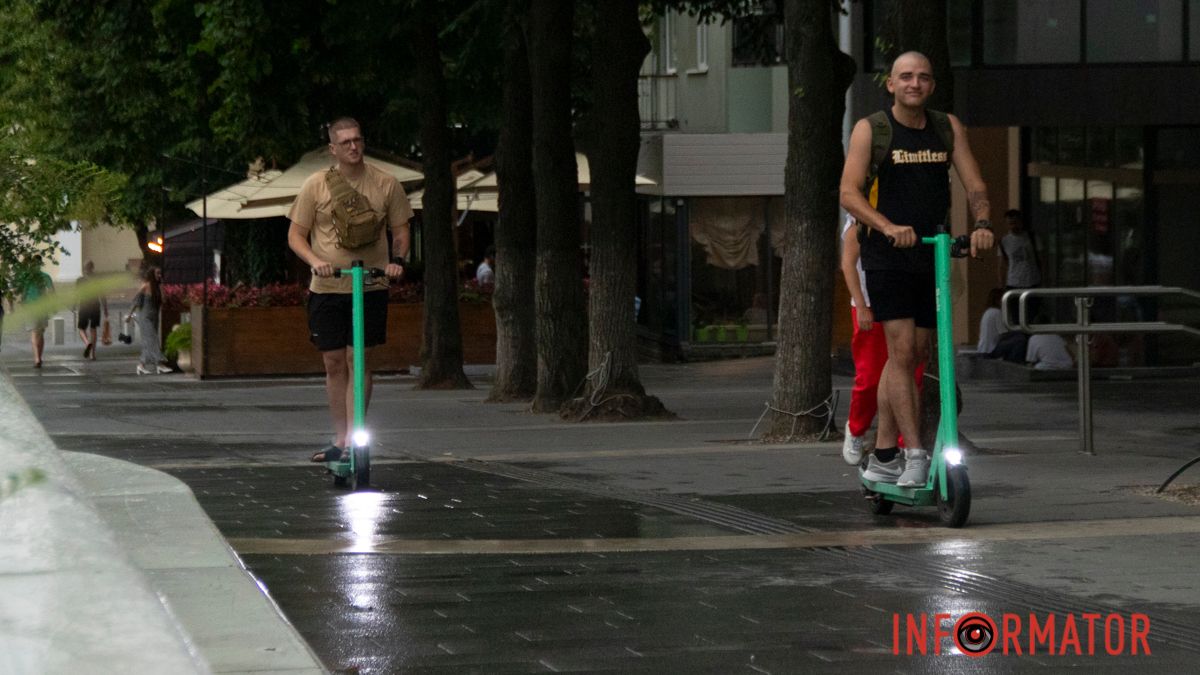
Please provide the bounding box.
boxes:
[190,302,495,377]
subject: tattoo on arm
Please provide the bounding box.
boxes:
[968,190,991,221]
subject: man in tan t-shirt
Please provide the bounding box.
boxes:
[287,116,413,463]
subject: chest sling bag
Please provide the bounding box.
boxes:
[325,167,384,250]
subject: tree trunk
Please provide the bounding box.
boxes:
[488,0,538,402]
[527,0,586,412]
[414,16,472,390]
[562,0,668,421]
[884,0,953,112]
[766,0,855,440]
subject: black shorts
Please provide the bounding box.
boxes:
[78,309,102,330]
[307,290,389,352]
[865,269,937,329]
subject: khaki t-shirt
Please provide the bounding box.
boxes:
[289,163,414,294]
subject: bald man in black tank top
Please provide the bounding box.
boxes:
[838,51,994,487]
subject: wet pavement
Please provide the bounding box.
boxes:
[6,339,1200,673]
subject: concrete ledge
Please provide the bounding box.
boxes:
[0,371,326,674]
[0,373,206,674]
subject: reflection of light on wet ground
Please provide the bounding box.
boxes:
[932,539,977,561]
[337,492,391,612]
[338,491,389,549]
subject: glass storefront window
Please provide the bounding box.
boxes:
[947,0,973,66]
[983,0,1081,64]
[1086,0,1183,63]
[688,197,773,343]
[1031,127,1058,163]
[1058,127,1087,165]
[1193,0,1200,60]
[637,196,679,338]
[1085,180,1116,286]
[1157,127,1200,168]
[869,0,974,70]
[1115,128,1144,169]
[1113,185,1145,286]
[1056,178,1087,287]
[1031,176,1058,286]
[1086,127,1116,168]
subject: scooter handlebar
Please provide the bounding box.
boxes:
[886,233,972,258]
[332,267,388,279]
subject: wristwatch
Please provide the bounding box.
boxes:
[973,219,992,231]
[391,256,407,267]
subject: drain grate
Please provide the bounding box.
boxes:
[446,458,815,536]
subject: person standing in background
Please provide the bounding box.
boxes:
[128,266,172,375]
[999,209,1041,291]
[475,245,495,285]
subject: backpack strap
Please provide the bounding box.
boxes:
[864,110,892,197]
[858,111,892,241]
[926,109,955,157]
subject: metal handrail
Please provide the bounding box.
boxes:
[1001,286,1200,455]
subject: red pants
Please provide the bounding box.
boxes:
[847,306,925,438]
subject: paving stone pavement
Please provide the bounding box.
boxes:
[6,340,1200,673]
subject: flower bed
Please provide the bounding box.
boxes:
[174,281,496,377]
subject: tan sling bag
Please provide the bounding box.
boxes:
[325,167,384,250]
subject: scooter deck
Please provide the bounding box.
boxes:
[860,476,938,507]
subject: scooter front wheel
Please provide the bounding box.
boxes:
[868,495,894,515]
[937,465,971,528]
[355,446,370,488]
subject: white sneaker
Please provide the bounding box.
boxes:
[842,422,867,465]
[897,448,931,487]
[862,454,903,483]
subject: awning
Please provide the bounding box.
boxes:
[186,149,424,220]
[408,188,499,213]
[184,170,282,220]
[408,154,654,213]
[465,153,655,190]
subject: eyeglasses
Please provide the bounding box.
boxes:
[335,137,365,149]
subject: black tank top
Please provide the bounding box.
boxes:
[860,108,951,273]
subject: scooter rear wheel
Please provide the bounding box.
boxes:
[937,465,971,528]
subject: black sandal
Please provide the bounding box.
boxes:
[310,445,343,463]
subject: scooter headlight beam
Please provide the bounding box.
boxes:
[944,448,964,466]
[352,429,370,448]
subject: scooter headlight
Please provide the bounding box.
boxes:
[944,448,964,466]
[352,430,371,448]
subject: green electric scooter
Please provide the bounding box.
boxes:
[860,232,972,527]
[324,260,382,491]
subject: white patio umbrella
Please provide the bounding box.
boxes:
[186,149,424,220]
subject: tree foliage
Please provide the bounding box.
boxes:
[0,128,127,280]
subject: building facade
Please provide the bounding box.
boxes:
[638,1,1200,366]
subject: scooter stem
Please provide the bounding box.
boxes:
[350,261,366,437]
[922,234,959,501]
